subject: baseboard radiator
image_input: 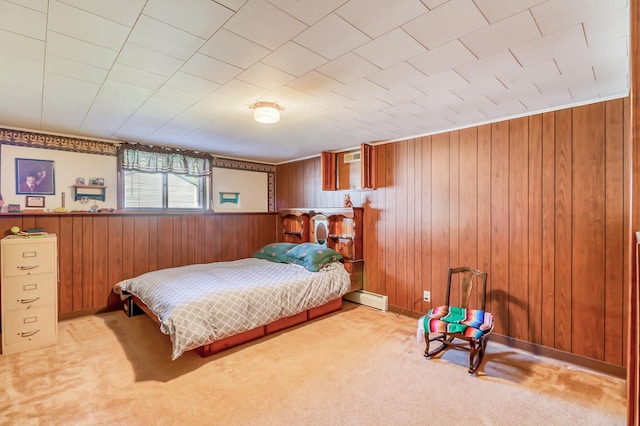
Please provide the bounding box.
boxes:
[343,290,388,312]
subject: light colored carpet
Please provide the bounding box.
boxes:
[0,302,626,425]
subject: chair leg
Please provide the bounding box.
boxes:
[468,339,477,374]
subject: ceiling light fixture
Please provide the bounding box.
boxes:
[251,101,283,124]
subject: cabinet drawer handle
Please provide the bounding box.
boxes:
[19,329,40,337]
[18,265,39,270]
[19,297,40,304]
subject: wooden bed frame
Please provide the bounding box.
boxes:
[123,207,362,358]
[129,295,343,357]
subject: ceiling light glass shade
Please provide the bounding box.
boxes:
[251,102,282,124]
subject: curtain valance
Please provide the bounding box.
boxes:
[117,143,211,176]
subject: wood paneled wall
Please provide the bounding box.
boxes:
[0,213,277,316]
[276,99,630,367]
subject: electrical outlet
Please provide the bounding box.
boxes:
[423,290,430,302]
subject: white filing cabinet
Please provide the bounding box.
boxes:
[1,234,58,354]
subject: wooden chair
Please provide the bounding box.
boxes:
[419,267,493,374]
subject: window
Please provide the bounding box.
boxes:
[118,143,211,210]
[123,171,208,209]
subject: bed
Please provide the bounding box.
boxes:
[114,242,351,360]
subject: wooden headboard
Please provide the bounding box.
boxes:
[279,207,363,292]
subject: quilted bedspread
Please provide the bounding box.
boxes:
[114,258,351,359]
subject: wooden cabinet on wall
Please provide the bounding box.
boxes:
[1,234,58,355]
[321,143,377,190]
[280,210,310,243]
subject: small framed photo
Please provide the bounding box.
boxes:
[89,177,104,186]
[25,196,45,208]
[15,158,55,195]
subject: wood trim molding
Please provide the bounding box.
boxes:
[629,0,639,423]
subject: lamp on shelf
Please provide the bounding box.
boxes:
[250,101,283,124]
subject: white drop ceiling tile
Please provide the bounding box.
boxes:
[497,59,559,88]
[419,0,447,9]
[182,53,242,84]
[55,0,145,26]
[207,79,267,106]
[101,78,155,101]
[0,96,41,127]
[165,72,221,95]
[214,0,247,12]
[118,43,186,77]
[593,59,628,86]
[303,91,353,109]
[91,91,145,111]
[135,98,187,122]
[450,77,506,102]
[151,86,206,106]
[519,88,572,110]
[366,61,427,89]
[473,0,545,24]
[40,111,84,133]
[0,68,42,95]
[0,1,46,40]
[410,70,468,94]
[80,112,129,137]
[403,0,488,49]
[46,31,117,70]
[143,0,233,39]
[45,54,109,85]
[262,42,328,77]
[354,28,426,68]
[346,109,393,125]
[531,0,627,36]
[381,101,426,118]
[461,11,540,59]
[260,85,315,108]
[108,63,167,90]
[224,0,307,50]
[44,73,100,101]
[413,89,464,109]
[408,40,475,77]
[48,1,130,51]
[317,52,379,84]
[286,71,343,96]
[199,29,270,70]
[267,0,349,25]
[534,67,595,94]
[114,123,158,140]
[583,8,629,45]
[487,82,539,104]
[0,52,42,77]
[128,15,205,61]
[511,24,587,67]
[238,62,296,90]
[294,13,370,60]
[373,84,424,104]
[0,28,44,61]
[480,99,528,118]
[9,0,48,13]
[336,0,427,39]
[455,51,521,84]
[331,78,387,100]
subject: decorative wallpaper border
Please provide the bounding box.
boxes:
[0,128,276,212]
[212,157,275,212]
[0,128,117,156]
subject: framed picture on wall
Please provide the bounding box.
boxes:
[15,158,55,195]
[25,195,45,208]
